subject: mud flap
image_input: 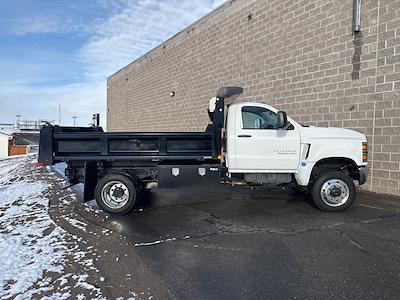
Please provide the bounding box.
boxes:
[83,162,97,202]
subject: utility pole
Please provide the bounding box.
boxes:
[16,114,21,123]
[72,115,78,127]
[58,104,61,125]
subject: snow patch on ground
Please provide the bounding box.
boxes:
[0,156,105,299]
[134,236,190,247]
[52,162,67,179]
[0,180,67,297]
[0,158,64,298]
[0,156,27,185]
[63,217,88,232]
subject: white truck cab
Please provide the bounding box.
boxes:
[222,101,368,212]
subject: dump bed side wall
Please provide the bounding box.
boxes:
[38,126,215,166]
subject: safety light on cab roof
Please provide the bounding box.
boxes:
[362,142,368,162]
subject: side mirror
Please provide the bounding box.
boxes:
[277,111,288,129]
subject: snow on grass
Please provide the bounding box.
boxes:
[0,156,28,185]
[0,158,64,298]
[0,156,104,299]
[0,182,63,296]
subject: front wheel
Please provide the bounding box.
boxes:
[311,171,356,212]
[95,174,138,214]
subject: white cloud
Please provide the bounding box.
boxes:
[6,1,108,36]
[79,0,227,79]
[13,16,61,35]
[11,15,93,36]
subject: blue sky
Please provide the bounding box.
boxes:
[0,0,225,127]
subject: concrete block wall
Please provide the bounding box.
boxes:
[107,0,400,196]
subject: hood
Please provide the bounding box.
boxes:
[299,126,366,142]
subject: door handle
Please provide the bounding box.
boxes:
[238,134,252,138]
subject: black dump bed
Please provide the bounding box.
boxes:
[38,87,244,167]
[38,125,215,166]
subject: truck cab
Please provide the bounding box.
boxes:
[220,100,368,211]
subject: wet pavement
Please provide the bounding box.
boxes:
[101,187,400,300]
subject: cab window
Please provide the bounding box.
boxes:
[241,106,278,129]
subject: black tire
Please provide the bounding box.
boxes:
[94,174,138,215]
[311,171,356,212]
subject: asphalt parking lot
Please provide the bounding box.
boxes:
[104,187,400,300]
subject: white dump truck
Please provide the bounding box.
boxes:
[39,87,368,214]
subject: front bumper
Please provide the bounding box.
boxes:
[358,166,369,185]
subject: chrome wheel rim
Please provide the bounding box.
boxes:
[320,179,349,207]
[101,181,130,209]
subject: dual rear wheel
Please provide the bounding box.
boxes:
[95,174,139,215]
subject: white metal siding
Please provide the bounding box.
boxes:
[0,135,10,157]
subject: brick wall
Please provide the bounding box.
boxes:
[107,0,400,196]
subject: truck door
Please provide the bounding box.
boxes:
[233,104,301,172]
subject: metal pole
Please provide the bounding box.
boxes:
[352,0,361,32]
[58,104,61,125]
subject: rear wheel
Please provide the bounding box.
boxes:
[95,174,138,214]
[311,171,356,212]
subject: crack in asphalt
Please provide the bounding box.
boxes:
[198,207,400,235]
[333,228,371,256]
[131,208,400,248]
